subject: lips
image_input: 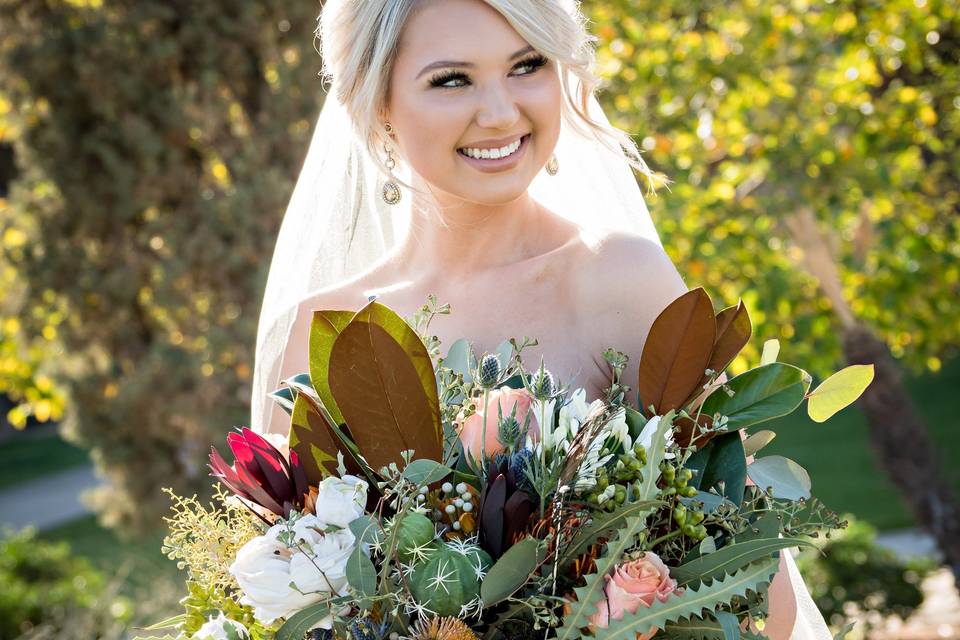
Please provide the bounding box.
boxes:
[457,133,531,172]
[456,134,530,162]
[457,132,529,151]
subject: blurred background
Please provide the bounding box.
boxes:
[0,0,957,638]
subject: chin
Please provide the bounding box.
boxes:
[453,183,532,206]
[450,168,542,205]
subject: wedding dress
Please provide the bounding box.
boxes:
[250,78,833,640]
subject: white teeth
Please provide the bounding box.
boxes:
[460,136,524,160]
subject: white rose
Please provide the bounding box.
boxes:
[229,514,357,625]
[313,474,368,529]
[193,612,249,640]
[289,514,355,595]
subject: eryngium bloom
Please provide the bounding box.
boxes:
[209,427,308,518]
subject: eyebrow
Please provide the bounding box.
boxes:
[415,44,537,80]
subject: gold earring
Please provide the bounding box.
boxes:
[382,124,401,205]
[546,152,559,176]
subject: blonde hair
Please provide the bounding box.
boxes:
[316,0,662,195]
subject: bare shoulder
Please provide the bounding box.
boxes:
[295,258,400,320]
[576,230,688,308]
[297,279,371,318]
[573,230,689,384]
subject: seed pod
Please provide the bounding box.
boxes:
[478,353,502,388]
[497,415,521,447]
[530,367,555,400]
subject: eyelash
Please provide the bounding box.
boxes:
[428,54,549,89]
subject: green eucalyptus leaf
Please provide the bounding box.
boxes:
[346,546,377,597]
[348,515,384,546]
[742,430,776,458]
[442,338,474,382]
[275,599,347,640]
[401,459,452,485]
[481,537,543,607]
[747,456,812,501]
[715,611,741,640]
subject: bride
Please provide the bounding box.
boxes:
[251,1,831,638]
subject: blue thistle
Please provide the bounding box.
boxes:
[509,448,535,492]
[347,617,390,640]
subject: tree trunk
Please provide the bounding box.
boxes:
[783,206,960,584]
[842,323,960,581]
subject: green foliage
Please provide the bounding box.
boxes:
[797,516,935,627]
[481,537,544,607]
[180,580,277,638]
[0,0,323,529]
[581,557,780,640]
[589,0,960,378]
[0,527,133,638]
[556,414,671,638]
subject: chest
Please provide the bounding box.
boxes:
[364,264,612,399]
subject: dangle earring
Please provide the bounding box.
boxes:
[545,152,559,176]
[382,122,402,205]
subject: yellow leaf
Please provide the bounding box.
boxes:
[807,364,874,423]
[760,339,780,365]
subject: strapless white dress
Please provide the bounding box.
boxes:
[785,549,833,639]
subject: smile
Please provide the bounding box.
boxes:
[456,134,531,173]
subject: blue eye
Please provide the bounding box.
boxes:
[429,71,469,89]
[513,54,549,76]
[428,54,550,89]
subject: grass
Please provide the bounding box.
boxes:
[0,432,90,490]
[762,353,960,530]
[40,515,185,627]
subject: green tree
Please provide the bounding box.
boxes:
[587,0,960,576]
[0,0,323,529]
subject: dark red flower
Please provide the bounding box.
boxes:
[209,428,309,518]
[478,459,534,560]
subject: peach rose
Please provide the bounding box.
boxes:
[456,386,540,460]
[589,552,682,638]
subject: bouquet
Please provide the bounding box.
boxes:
[142,287,873,640]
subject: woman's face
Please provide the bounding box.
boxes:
[385,0,562,206]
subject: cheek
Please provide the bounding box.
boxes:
[519,73,563,145]
[395,95,472,159]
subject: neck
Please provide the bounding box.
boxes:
[394,177,551,281]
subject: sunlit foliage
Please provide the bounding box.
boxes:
[588,0,959,377]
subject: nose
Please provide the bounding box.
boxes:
[475,82,521,131]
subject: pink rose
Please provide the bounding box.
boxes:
[589,552,683,638]
[456,386,540,460]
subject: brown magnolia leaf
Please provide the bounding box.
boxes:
[683,301,753,408]
[327,302,443,471]
[709,301,752,375]
[289,393,366,484]
[637,287,717,417]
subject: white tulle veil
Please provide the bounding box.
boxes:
[250,83,662,438]
[249,69,829,640]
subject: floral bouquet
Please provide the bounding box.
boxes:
[140,288,873,640]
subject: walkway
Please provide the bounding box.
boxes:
[0,465,101,531]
